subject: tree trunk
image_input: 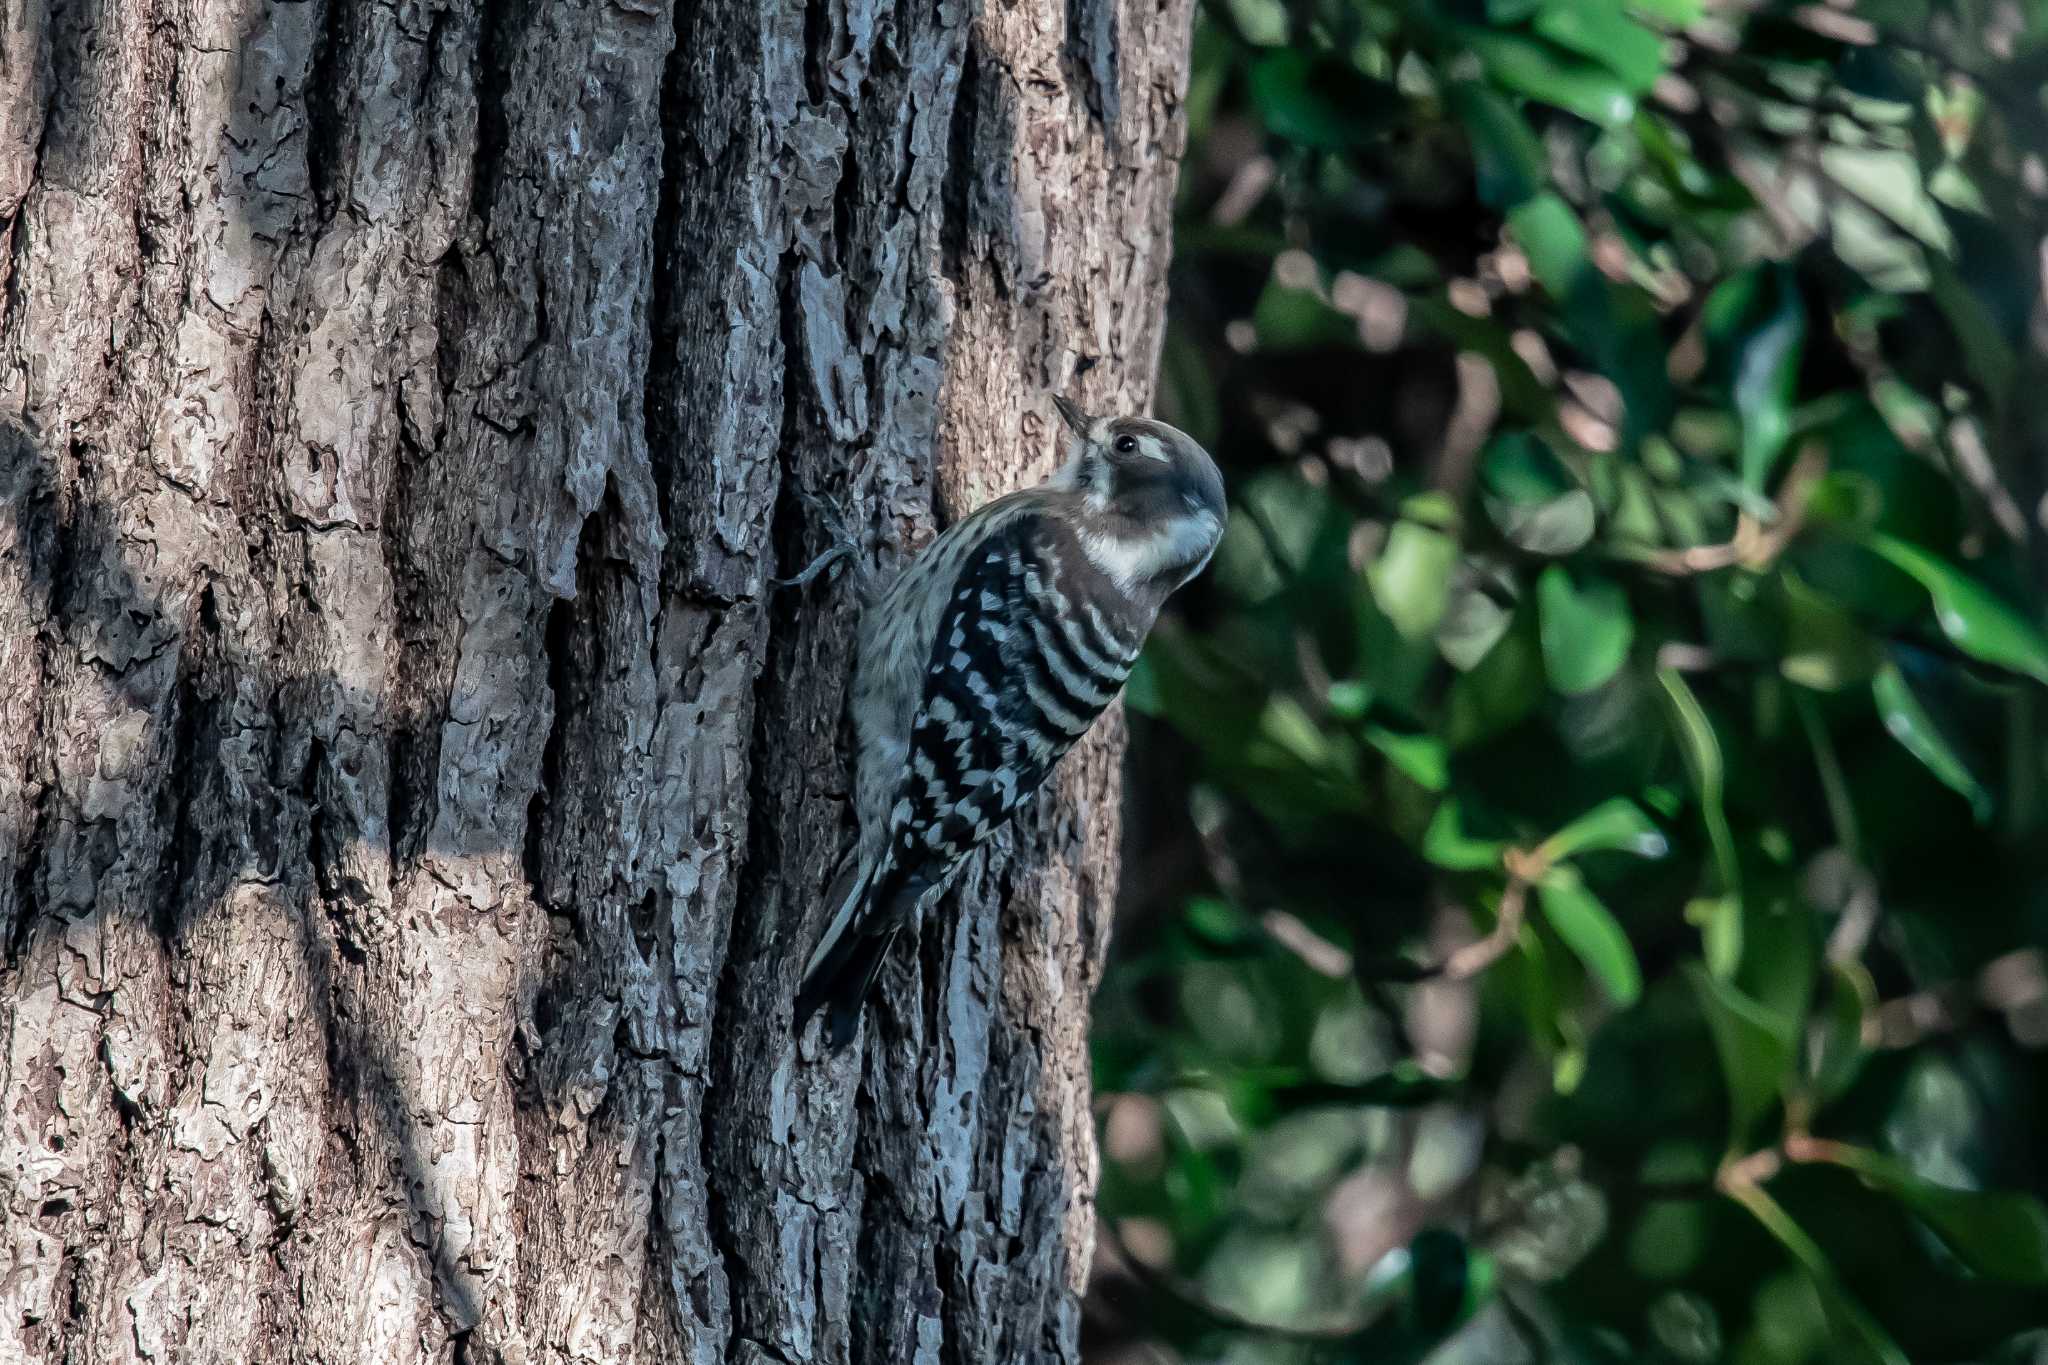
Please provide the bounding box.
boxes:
[0,0,1192,1357]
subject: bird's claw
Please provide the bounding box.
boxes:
[772,488,869,593]
[771,541,855,590]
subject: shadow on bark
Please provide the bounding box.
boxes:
[0,412,596,1332]
[0,0,1176,1352]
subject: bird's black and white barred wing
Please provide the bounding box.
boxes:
[795,508,1149,1046]
[883,510,1146,881]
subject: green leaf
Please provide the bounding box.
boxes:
[1862,534,2048,683]
[1448,81,1546,209]
[1929,261,2016,407]
[1183,895,1259,946]
[1247,49,1402,149]
[1712,265,1806,491]
[1689,894,1742,980]
[1220,0,1288,45]
[1688,965,1796,1145]
[1366,725,1449,792]
[1871,661,1994,821]
[1809,961,1875,1108]
[1439,585,1514,671]
[1325,679,1373,719]
[1252,281,1357,351]
[1728,1182,1912,1365]
[1657,669,1742,930]
[1537,566,1633,695]
[1829,1148,2048,1286]
[1628,0,1703,21]
[1449,605,1546,747]
[1508,193,1590,298]
[1533,2,1667,91]
[1464,30,1637,126]
[1370,521,1460,641]
[1539,797,1669,862]
[1780,574,1882,691]
[1897,1186,2048,1286]
[1257,695,1334,770]
[1488,490,1596,556]
[1538,866,1644,1006]
[1422,800,1507,872]
[1804,470,1885,529]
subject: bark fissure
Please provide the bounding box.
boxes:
[154,585,214,941]
[301,0,358,220]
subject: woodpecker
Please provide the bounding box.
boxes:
[794,395,1228,1049]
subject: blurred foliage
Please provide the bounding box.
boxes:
[1090,2,2048,1362]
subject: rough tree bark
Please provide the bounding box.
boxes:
[0,0,1193,1357]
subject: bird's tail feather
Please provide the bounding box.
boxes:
[795,852,893,1050]
[796,924,900,1051]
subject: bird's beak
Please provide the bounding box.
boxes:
[1052,395,1093,439]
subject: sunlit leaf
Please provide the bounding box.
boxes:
[1689,894,1742,981]
[1422,799,1508,871]
[1365,725,1448,792]
[1370,521,1461,641]
[1533,3,1667,90]
[1509,192,1590,297]
[1257,695,1335,770]
[1658,669,1743,943]
[1465,30,1638,125]
[1326,679,1373,718]
[1537,566,1633,695]
[1538,866,1644,1005]
[1220,0,1288,44]
[1488,489,1597,555]
[1862,534,2048,683]
[1628,0,1702,21]
[1540,797,1669,861]
[1439,584,1515,671]
[1706,265,1806,491]
[1871,661,1993,820]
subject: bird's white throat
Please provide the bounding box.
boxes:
[1081,510,1221,594]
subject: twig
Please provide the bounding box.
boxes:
[1630,443,1827,576]
[1440,874,1530,981]
[769,542,853,590]
[1388,846,1545,985]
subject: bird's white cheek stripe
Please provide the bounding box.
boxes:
[1082,510,1222,592]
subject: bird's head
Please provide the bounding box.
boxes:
[1050,395,1228,594]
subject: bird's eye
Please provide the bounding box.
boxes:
[1113,435,1138,455]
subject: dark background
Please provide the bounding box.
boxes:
[1088,2,2048,1361]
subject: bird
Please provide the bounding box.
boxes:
[792,394,1228,1050]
